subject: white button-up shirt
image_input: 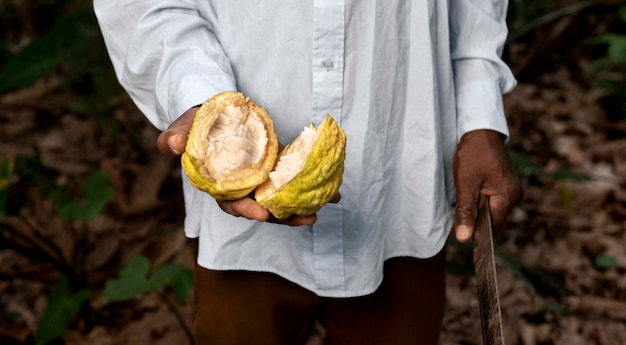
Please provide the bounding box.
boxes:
[94,0,516,297]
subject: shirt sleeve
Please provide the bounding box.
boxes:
[449,0,517,142]
[93,0,237,131]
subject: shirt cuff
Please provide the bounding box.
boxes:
[455,78,510,143]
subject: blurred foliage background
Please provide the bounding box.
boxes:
[1,0,626,344]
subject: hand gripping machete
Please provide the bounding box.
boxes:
[472,195,505,345]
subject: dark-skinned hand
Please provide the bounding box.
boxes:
[156,107,339,226]
[453,129,522,242]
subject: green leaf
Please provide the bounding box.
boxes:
[619,6,626,23]
[0,34,65,92]
[148,263,185,290]
[36,276,92,345]
[585,34,626,63]
[553,169,592,182]
[0,159,14,220]
[0,43,10,68]
[82,170,115,204]
[1,311,21,322]
[0,7,98,92]
[509,151,544,177]
[102,256,193,303]
[544,301,569,315]
[594,254,618,270]
[102,256,152,303]
[168,265,194,303]
[57,170,114,222]
[604,35,626,63]
[509,152,592,182]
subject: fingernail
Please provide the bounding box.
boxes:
[456,225,472,242]
[168,135,184,155]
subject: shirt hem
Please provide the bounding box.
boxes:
[194,234,449,299]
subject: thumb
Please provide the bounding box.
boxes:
[454,190,479,243]
[157,107,198,155]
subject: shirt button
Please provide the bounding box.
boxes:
[322,59,334,71]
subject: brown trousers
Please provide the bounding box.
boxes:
[194,248,446,345]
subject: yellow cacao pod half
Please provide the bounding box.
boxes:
[255,114,347,220]
[181,91,279,200]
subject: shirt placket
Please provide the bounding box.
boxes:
[311,0,346,293]
[311,0,345,124]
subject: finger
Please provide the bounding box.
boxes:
[329,192,342,204]
[157,107,198,155]
[220,199,317,226]
[217,198,270,222]
[157,131,187,155]
[268,213,318,226]
[484,183,522,234]
[218,195,324,226]
[454,188,480,243]
[487,196,507,236]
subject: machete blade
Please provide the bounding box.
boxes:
[473,195,505,345]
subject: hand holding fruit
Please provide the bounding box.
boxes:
[157,92,346,226]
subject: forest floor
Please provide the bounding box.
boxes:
[2,15,626,345]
